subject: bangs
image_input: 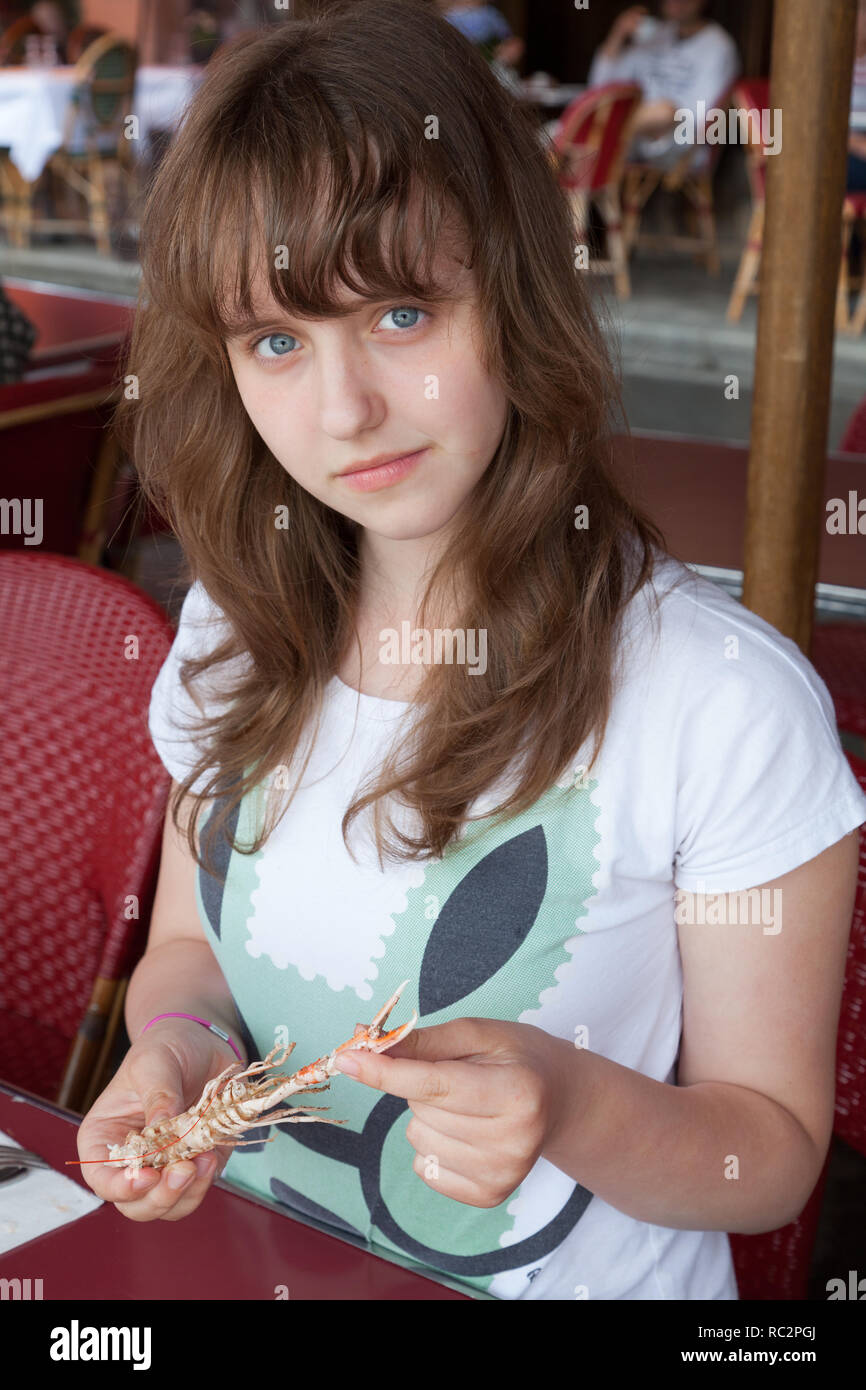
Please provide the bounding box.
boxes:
[144,86,475,345]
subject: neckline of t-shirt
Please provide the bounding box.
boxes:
[328,673,412,720]
[326,548,684,720]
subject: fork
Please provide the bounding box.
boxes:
[0,1144,51,1171]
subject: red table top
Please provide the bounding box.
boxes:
[0,1082,472,1301]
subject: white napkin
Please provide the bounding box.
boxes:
[0,1124,103,1255]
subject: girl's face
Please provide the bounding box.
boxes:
[224,255,509,547]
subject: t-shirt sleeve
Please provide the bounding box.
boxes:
[148,579,244,795]
[672,631,866,894]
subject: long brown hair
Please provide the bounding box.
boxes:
[115,0,670,880]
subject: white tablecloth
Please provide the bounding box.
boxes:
[0,64,206,182]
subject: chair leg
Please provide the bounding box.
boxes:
[56,974,120,1113]
[16,176,34,248]
[86,156,111,256]
[621,168,641,253]
[598,185,630,299]
[621,167,659,254]
[692,175,720,275]
[837,212,854,332]
[850,246,866,334]
[727,201,763,322]
[79,977,129,1115]
[79,429,122,566]
[2,159,34,248]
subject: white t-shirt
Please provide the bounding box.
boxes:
[147,548,866,1301]
[588,19,741,170]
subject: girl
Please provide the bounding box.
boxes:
[78,0,865,1301]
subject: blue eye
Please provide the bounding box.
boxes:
[254,332,297,359]
[379,306,426,330]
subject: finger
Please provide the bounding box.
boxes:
[408,1099,505,1142]
[153,1152,222,1221]
[113,1153,217,1222]
[78,1142,165,1205]
[377,1017,510,1066]
[333,1017,517,1110]
[333,1050,503,1115]
[405,1114,487,1177]
[410,1151,511,1209]
[80,1110,186,1205]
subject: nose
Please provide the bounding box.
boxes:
[314,337,385,441]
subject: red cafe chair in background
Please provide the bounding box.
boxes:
[65,24,109,64]
[726,78,771,321]
[549,82,643,299]
[621,80,737,276]
[728,750,866,1298]
[728,78,856,329]
[0,554,175,1112]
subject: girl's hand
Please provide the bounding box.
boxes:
[334,1017,575,1208]
[75,1019,244,1221]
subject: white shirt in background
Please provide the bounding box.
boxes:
[588,18,741,169]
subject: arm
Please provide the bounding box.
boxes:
[125,781,246,1062]
[587,5,648,87]
[542,831,859,1232]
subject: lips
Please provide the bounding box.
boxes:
[338,449,424,477]
[337,448,428,492]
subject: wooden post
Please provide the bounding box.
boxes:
[741,0,857,652]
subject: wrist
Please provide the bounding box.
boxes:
[137,1014,244,1064]
[541,1033,597,1165]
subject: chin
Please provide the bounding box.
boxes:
[365,499,467,542]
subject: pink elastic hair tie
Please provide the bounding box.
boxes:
[140,1012,242,1061]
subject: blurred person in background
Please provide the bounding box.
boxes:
[437,1,524,69]
[587,0,739,170]
[28,1,72,61]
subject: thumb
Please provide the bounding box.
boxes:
[130,1046,188,1128]
[374,1016,503,1064]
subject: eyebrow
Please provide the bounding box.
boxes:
[223,290,455,340]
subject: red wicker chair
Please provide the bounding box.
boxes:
[549,82,643,299]
[727,78,858,328]
[0,553,175,1112]
[621,79,737,277]
[726,79,770,322]
[728,749,866,1297]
